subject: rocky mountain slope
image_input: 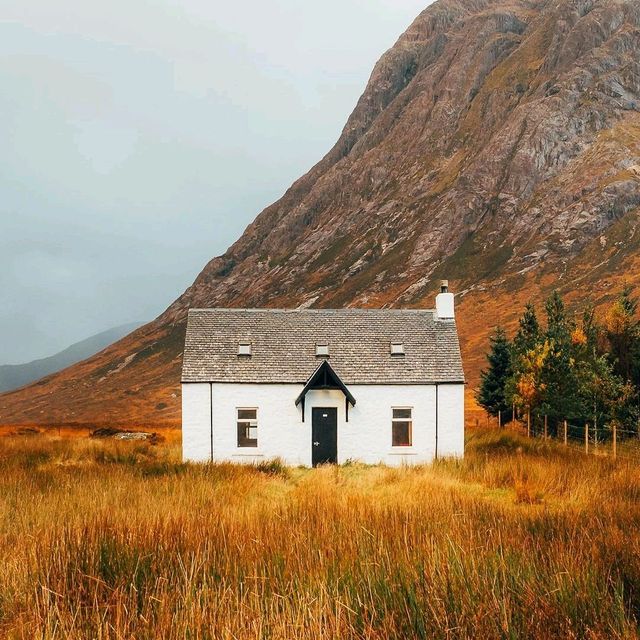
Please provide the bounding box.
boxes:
[1,0,639,426]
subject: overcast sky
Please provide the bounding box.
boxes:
[0,0,429,364]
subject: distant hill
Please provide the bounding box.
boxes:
[1,0,639,426]
[0,323,144,393]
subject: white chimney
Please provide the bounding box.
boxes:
[435,280,455,320]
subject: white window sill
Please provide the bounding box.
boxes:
[233,452,265,457]
[388,450,418,455]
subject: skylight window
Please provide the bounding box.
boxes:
[316,343,329,357]
[238,342,252,356]
[390,342,405,355]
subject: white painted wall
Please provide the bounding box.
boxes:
[436,384,465,457]
[181,383,212,462]
[182,382,465,466]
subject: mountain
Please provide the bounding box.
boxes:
[0,323,145,394]
[1,0,639,427]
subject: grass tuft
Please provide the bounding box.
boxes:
[254,457,290,478]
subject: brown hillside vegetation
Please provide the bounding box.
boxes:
[1,0,640,426]
[0,430,638,638]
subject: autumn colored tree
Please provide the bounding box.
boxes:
[512,340,550,430]
[603,286,640,435]
[572,306,600,359]
[507,303,542,419]
[477,327,512,418]
[571,307,601,387]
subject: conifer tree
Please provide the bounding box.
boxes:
[605,286,640,435]
[477,327,513,418]
[541,291,580,428]
[512,303,540,358]
[606,285,640,386]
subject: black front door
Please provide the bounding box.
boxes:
[312,408,338,466]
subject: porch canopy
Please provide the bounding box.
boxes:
[295,360,356,421]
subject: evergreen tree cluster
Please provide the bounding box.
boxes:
[477,287,640,438]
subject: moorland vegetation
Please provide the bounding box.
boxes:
[0,430,638,638]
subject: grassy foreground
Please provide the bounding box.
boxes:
[0,431,638,639]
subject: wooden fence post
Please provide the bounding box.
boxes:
[563,420,567,446]
[544,415,548,440]
[585,423,589,454]
[527,410,531,438]
[498,410,502,429]
[613,422,617,460]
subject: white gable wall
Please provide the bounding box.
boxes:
[182,382,464,465]
[436,383,465,457]
[182,383,212,462]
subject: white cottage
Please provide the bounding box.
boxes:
[181,283,465,466]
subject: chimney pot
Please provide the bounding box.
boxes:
[440,280,449,293]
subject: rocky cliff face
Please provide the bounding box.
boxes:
[1,0,639,426]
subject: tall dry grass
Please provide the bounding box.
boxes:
[0,430,638,639]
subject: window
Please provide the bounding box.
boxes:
[390,342,405,355]
[316,343,329,357]
[238,342,252,356]
[237,408,258,447]
[392,408,412,447]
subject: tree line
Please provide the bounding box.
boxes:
[477,287,640,440]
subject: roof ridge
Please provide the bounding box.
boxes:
[188,307,437,314]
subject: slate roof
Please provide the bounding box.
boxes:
[182,308,465,385]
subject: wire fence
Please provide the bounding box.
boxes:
[483,411,640,464]
[561,422,640,463]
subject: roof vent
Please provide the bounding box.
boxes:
[316,343,329,357]
[390,342,405,356]
[238,342,252,356]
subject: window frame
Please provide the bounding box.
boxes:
[391,406,413,447]
[237,407,258,448]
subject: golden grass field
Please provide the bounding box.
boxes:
[0,429,638,639]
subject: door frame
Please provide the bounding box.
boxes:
[311,407,338,467]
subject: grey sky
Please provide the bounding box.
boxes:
[0,0,429,364]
